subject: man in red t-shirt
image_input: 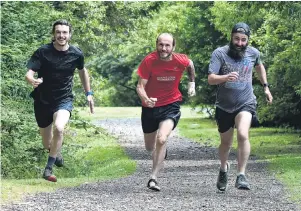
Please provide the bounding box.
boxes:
[136,33,196,191]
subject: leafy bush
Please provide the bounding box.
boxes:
[1,99,44,178]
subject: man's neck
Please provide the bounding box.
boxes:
[53,42,69,51]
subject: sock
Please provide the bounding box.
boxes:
[46,156,56,169]
[237,172,245,176]
[220,164,228,172]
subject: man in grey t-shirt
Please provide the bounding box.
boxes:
[208,22,273,191]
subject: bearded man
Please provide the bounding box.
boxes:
[136,33,196,191]
[208,22,273,191]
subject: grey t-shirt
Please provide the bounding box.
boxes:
[208,45,261,113]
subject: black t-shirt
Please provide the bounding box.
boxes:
[27,43,84,105]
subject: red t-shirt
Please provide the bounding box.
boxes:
[137,51,190,107]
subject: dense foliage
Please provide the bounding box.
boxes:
[1,1,300,179]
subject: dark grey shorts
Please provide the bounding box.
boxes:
[34,100,73,128]
[141,101,181,134]
[215,104,257,133]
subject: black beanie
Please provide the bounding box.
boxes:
[231,22,250,37]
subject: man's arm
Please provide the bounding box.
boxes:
[208,72,239,85]
[136,77,157,108]
[187,59,196,97]
[207,49,239,85]
[255,64,273,104]
[78,68,91,92]
[187,59,195,82]
[25,69,43,88]
[78,67,94,113]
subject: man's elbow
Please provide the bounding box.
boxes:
[208,76,215,85]
[136,84,142,93]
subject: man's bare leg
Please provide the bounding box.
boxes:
[216,128,234,191]
[146,119,173,191]
[219,128,234,171]
[40,124,53,151]
[234,111,252,190]
[235,111,252,174]
[49,109,70,158]
[43,109,70,182]
[144,131,157,152]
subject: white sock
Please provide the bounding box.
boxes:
[220,164,228,172]
[237,172,245,176]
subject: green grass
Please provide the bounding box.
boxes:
[1,177,106,205]
[77,106,205,120]
[77,107,141,120]
[1,126,136,205]
[178,118,301,206]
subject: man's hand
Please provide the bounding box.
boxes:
[87,95,94,114]
[145,97,157,108]
[264,88,273,104]
[188,82,196,97]
[31,77,43,88]
[227,72,239,82]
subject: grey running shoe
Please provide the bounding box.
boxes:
[54,154,64,167]
[235,174,250,190]
[216,162,230,191]
[43,167,57,182]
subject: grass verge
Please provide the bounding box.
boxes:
[177,118,301,206]
[77,106,204,120]
[1,126,136,205]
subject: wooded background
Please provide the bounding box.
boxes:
[1,1,300,178]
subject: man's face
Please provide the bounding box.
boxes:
[156,35,174,60]
[231,33,248,50]
[228,33,248,60]
[53,25,71,46]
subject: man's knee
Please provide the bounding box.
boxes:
[53,124,65,136]
[144,131,157,151]
[237,133,249,143]
[220,140,232,148]
[145,138,155,152]
[156,133,168,145]
[145,145,154,152]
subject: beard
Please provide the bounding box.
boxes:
[227,41,248,60]
[158,51,173,60]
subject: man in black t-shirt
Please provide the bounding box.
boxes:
[25,19,94,182]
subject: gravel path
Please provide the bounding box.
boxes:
[2,118,300,211]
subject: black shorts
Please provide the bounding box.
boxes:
[215,104,257,133]
[34,100,73,128]
[141,101,181,133]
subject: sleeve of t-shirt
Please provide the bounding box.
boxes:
[178,54,190,68]
[137,57,151,79]
[254,50,262,67]
[77,53,85,70]
[27,49,42,72]
[208,49,222,75]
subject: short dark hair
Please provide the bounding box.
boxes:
[156,33,176,47]
[52,19,72,34]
